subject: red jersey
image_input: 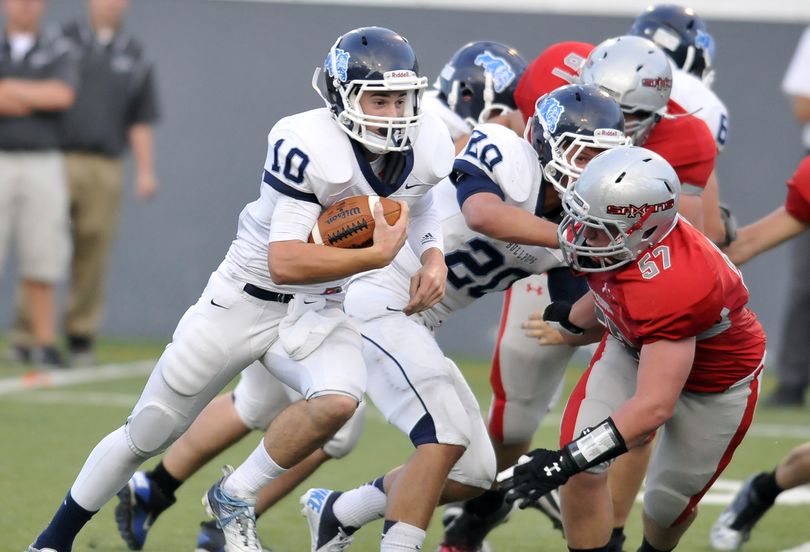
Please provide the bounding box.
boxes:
[515,41,594,121]
[515,42,716,190]
[586,220,766,393]
[785,155,810,223]
[642,101,717,191]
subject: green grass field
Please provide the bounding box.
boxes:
[2,339,808,552]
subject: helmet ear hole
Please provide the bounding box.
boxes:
[641,226,658,240]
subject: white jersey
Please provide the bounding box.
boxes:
[219,107,454,295]
[422,89,472,142]
[671,67,729,152]
[352,122,565,328]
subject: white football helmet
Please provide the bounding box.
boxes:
[558,146,680,272]
[579,36,672,145]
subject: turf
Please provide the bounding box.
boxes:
[1,340,808,552]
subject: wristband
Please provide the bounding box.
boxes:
[563,417,628,470]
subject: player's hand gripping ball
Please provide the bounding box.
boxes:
[310,195,402,248]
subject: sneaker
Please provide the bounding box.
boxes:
[195,519,274,552]
[30,346,66,370]
[67,336,97,367]
[26,547,58,552]
[115,471,176,550]
[521,489,564,534]
[4,344,31,364]
[437,499,511,552]
[300,488,354,552]
[203,466,261,552]
[710,474,774,550]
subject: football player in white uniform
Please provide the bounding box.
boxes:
[296,84,629,552]
[27,26,453,552]
[103,39,529,552]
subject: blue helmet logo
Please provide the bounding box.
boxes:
[325,48,351,82]
[474,50,516,93]
[695,30,715,60]
[538,97,565,133]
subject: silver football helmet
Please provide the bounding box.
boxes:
[579,36,672,145]
[558,146,680,272]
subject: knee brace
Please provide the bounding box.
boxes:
[233,390,289,431]
[643,485,691,528]
[125,402,183,457]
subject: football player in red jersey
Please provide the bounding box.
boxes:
[500,146,766,552]
[442,37,718,552]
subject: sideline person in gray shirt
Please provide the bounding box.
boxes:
[10,0,160,366]
[0,0,78,368]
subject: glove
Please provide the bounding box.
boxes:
[497,448,577,504]
[496,417,628,505]
[543,301,584,335]
[718,202,738,247]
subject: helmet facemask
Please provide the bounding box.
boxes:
[530,85,631,196]
[559,189,646,272]
[557,146,680,273]
[539,128,631,196]
[334,73,427,154]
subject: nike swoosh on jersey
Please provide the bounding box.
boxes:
[210,299,228,309]
[385,306,403,312]
[404,183,427,189]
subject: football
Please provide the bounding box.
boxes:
[310,195,402,248]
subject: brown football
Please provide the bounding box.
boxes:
[309,195,402,248]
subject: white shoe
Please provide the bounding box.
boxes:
[300,488,354,551]
[202,466,260,552]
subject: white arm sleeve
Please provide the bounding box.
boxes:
[268,193,322,243]
[406,188,444,258]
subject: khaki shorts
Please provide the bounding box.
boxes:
[0,151,70,282]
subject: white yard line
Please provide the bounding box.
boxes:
[0,360,154,397]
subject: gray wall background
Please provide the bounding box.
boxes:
[1,0,806,361]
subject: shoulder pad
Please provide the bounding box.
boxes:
[410,111,455,184]
[421,92,471,141]
[267,109,354,190]
[459,123,537,203]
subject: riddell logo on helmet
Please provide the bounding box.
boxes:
[385,70,416,79]
[606,199,675,218]
[641,77,672,90]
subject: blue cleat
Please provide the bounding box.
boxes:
[300,488,354,552]
[114,471,176,550]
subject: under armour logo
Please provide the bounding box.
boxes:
[525,283,544,296]
[544,462,562,477]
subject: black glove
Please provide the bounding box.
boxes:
[496,417,628,505]
[543,301,584,335]
[498,448,577,504]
